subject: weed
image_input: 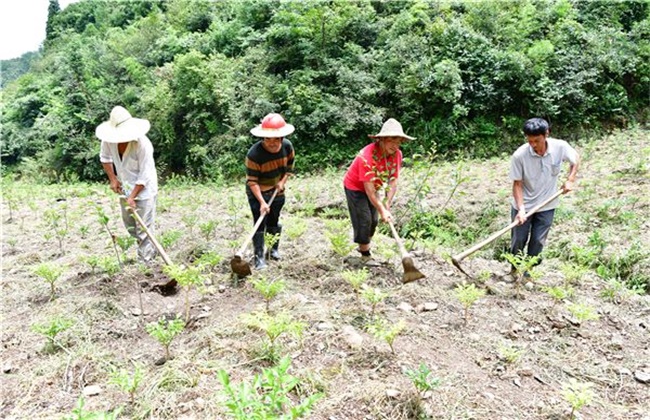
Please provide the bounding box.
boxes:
[198,220,218,241]
[145,316,185,361]
[284,218,308,240]
[360,285,389,317]
[163,264,205,320]
[599,279,643,304]
[241,311,305,363]
[501,252,540,297]
[217,356,322,419]
[341,268,369,299]
[251,275,286,312]
[367,318,406,354]
[454,283,485,323]
[63,396,122,420]
[33,262,64,299]
[560,263,587,286]
[561,378,595,419]
[108,363,144,404]
[497,343,523,365]
[566,302,600,325]
[31,316,74,353]
[543,285,574,307]
[160,229,183,249]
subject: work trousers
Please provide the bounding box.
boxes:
[345,187,378,245]
[248,189,285,233]
[120,196,157,263]
[510,207,555,260]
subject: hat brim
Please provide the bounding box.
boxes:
[369,133,415,141]
[96,118,150,143]
[250,124,295,138]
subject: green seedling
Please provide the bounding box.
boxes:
[360,285,389,317]
[43,207,68,255]
[498,343,523,365]
[566,302,600,325]
[160,229,183,249]
[163,264,205,321]
[217,356,322,419]
[199,220,218,241]
[561,378,595,419]
[284,218,308,240]
[543,285,574,307]
[63,396,122,420]
[194,250,223,272]
[324,220,355,257]
[264,232,280,259]
[115,235,136,263]
[31,316,74,353]
[96,205,123,268]
[182,213,198,234]
[108,363,144,404]
[560,263,587,285]
[79,225,90,239]
[33,262,65,299]
[251,275,286,312]
[501,252,540,297]
[367,318,406,354]
[241,311,305,363]
[405,363,441,394]
[145,316,185,361]
[98,256,120,277]
[454,283,485,323]
[341,267,369,299]
[600,278,643,304]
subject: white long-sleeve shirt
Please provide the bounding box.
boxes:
[100,136,158,200]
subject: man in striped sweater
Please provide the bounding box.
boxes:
[246,113,296,270]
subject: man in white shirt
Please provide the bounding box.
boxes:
[510,118,580,267]
[96,106,159,263]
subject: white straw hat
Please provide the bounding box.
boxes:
[250,113,295,138]
[96,106,150,143]
[369,118,415,141]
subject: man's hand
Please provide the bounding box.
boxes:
[260,201,270,215]
[562,179,575,194]
[379,208,393,223]
[515,208,527,225]
[276,180,286,192]
[110,179,122,194]
[126,196,137,209]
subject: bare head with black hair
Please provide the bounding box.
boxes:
[523,118,550,136]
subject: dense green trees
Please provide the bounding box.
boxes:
[1,0,648,182]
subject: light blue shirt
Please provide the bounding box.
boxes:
[510,137,578,212]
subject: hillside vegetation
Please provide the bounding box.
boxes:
[1,128,648,419]
[1,0,649,182]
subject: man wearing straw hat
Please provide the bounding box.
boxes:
[246,113,295,270]
[343,118,415,260]
[96,105,159,263]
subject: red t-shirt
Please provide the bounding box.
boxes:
[343,142,402,192]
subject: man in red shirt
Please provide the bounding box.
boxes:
[343,118,415,259]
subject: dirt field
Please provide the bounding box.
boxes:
[1,129,649,419]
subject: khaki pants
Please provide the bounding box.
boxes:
[120,196,157,263]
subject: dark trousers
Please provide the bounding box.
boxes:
[345,187,378,245]
[510,207,555,259]
[248,189,285,233]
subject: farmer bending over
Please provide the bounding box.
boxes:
[246,113,295,270]
[343,118,415,260]
[96,106,159,263]
[509,117,580,273]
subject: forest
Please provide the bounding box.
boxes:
[1,0,648,182]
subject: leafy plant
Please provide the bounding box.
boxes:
[98,256,120,277]
[31,316,74,353]
[284,218,308,240]
[543,285,575,307]
[498,343,523,365]
[182,213,198,234]
[367,318,406,354]
[560,263,587,285]
[251,275,287,312]
[96,205,123,268]
[341,267,369,299]
[199,219,218,241]
[145,316,185,361]
[241,311,305,363]
[63,396,122,420]
[163,264,205,320]
[108,363,144,404]
[115,235,136,262]
[264,231,280,259]
[454,283,485,323]
[404,363,441,394]
[561,378,595,419]
[33,262,64,299]
[217,356,322,419]
[566,302,600,325]
[194,250,223,272]
[43,207,69,255]
[599,279,642,304]
[160,229,183,249]
[360,285,388,317]
[502,252,541,297]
